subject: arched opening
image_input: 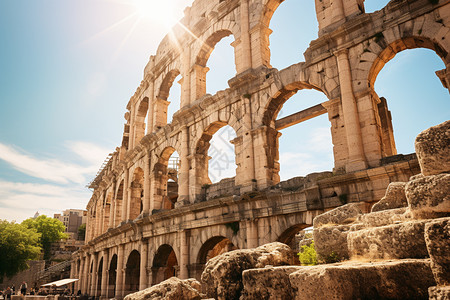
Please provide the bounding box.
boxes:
[153,147,180,211]
[114,180,124,226]
[264,85,333,182]
[277,224,311,252]
[195,30,236,99]
[369,39,449,156]
[208,125,237,183]
[124,250,140,295]
[197,236,238,264]
[206,35,235,95]
[97,257,103,296]
[129,168,144,220]
[364,0,390,13]
[152,244,178,285]
[134,97,149,145]
[108,254,117,298]
[157,70,181,128]
[268,0,318,69]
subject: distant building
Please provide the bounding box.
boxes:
[53,209,87,256]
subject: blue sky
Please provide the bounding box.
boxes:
[0,0,448,222]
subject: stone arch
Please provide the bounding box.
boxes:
[124,250,140,295]
[368,36,449,89]
[277,223,311,251]
[134,97,149,144]
[129,168,144,220]
[103,191,112,232]
[114,180,124,226]
[196,236,238,265]
[152,146,179,211]
[108,254,117,298]
[152,244,178,285]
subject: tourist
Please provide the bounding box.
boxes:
[20,282,27,296]
[29,288,35,295]
[4,287,11,300]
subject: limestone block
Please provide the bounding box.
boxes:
[313,203,363,228]
[415,120,450,176]
[347,220,429,260]
[313,225,351,261]
[240,266,303,299]
[289,259,435,300]
[371,182,408,212]
[405,173,450,219]
[123,277,205,300]
[358,207,410,227]
[429,286,450,300]
[201,242,296,300]
[425,218,450,285]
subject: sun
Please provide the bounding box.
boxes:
[132,0,177,28]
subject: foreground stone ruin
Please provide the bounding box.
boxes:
[71,0,450,298]
[124,120,449,299]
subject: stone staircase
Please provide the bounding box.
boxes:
[35,260,71,285]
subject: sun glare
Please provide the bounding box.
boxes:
[132,0,177,28]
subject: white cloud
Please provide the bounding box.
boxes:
[66,141,111,166]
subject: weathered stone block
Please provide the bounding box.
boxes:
[201,242,296,300]
[240,266,303,299]
[347,220,429,260]
[357,207,410,228]
[405,173,450,219]
[313,225,351,261]
[425,218,450,285]
[289,259,436,300]
[371,182,407,212]
[313,203,363,228]
[429,286,450,300]
[123,277,204,300]
[415,120,450,176]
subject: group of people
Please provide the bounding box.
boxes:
[1,282,35,299]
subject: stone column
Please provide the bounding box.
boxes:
[146,57,155,134]
[153,97,170,131]
[179,230,189,279]
[143,152,151,215]
[122,168,129,222]
[82,254,90,294]
[178,126,190,203]
[239,0,252,72]
[129,106,136,150]
[139,240,149,290]
[331,0,345,23]
[115,245,125,299]
[109,191,114,228]
[334,49,367,172]
[101,250,109,299]
[246,220,258,249]
[191,64,209,101]
[90,252,98,296]
[181,46,191,107]
[240,96,256,193]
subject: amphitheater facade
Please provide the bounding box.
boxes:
[71,0,450,298]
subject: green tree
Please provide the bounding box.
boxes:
[298,241,318,266]
[77,223,86,241]
[0,220,41,282]
[22,215,68,260]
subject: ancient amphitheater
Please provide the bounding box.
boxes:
[71,0,450,298]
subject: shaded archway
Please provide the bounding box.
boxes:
[152,244,178,285]
[134,97,149,146]
[108,254,117,298]
[124,250,140,296]
[129,168,144,220]
[96,257,103,296]
[156,69,181,128]
[152,147,179,211]
[277,224,311,252]
[197,236,237,264]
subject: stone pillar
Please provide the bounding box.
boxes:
[240,96,256,193]
[178,126,190,203]
[82,254,90,294]
[191,64,209,101]
[139,240,149,290]
[181,46,191,107]
[334,49,367,172]
[179,230,189,279]
[331,0,345,23]
[90,252,98,296]
[239,0,252,72]
[246,220,259,249]
[122,168,129,222]
[129,106,136,150]
[101,250,109,299]
[143,152,151,215]
[322,98,347,172]
[249,23,272,68]
[115,245,125,299]
[153,97,170,131]
[146,57,156,134]
[109,192,114,228]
